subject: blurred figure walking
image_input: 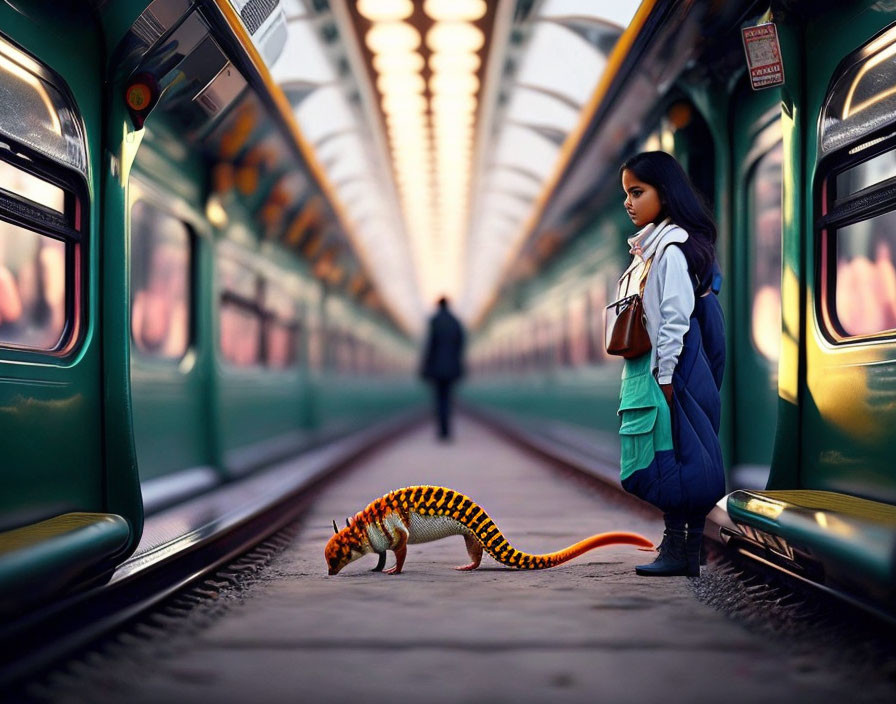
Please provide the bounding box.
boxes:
[420,297,465,441]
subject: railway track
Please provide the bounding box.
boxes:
[6,415,896,703]
[0,413,420,693]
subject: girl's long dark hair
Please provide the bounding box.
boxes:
[620,151,717,283]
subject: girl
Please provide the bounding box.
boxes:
[615,151,726,577]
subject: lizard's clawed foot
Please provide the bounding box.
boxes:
[383,565,403,575]
[454,562,479,571]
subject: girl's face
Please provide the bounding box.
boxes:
[622,169,663,227]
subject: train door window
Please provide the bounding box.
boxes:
[262,282,297,369]
[130,201,191,358]
[818,25,896,341]
[0,160,64,212]
[832,153,896,336]
[748,136,783,361]
[830,212,896,337]
[0,35,89,357]
[0,159,74,352]
[218,256,261,366]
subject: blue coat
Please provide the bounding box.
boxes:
[618,271,726,514]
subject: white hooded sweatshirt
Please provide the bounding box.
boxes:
[616,218,694,384]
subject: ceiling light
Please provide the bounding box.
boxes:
[429,52,481,74]
[432,111,475,125]
[366,22,421,54]
[373,52,425,74]
[357,0,413,21]
[423,0,486,22]
[426,22,484,53]
[386,110,424,126]
[377,72,425,94]
[430,72,479,95]
[381,92,427,114]
[431,93,477,113]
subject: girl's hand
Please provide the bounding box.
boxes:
[660,383,673,407]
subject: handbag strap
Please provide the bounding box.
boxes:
[637,257,653,296]
[618,256,653,297]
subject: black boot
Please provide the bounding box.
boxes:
[635,529,688,576]
[685,530,703,577]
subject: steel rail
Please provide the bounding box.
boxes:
[0,411,423,690]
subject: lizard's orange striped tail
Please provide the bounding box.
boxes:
[492,531,655,569]
[538,531,655,568]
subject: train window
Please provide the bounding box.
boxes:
[820,142,896,340]
[749,139,783,361]
[0,160,64,213]
[218,256,256,299]
[817,26,896,341]
[0,221,66,349]
[263,283,297,369]
[218,257,261,366]
[832,213,896,337]
[835,149,896,201]
[130,201,190,359]
[0,155,77,352]
[0,37,88,357]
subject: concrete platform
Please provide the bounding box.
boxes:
[38,418,895,703]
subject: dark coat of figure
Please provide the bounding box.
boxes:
[420,297,465,440]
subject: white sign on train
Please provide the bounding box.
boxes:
[741,22,784,90]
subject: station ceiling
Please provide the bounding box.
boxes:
[236,0,641,333]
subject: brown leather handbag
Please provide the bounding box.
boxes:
[605,259,652,359]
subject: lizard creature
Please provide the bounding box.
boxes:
[324,485,654,575]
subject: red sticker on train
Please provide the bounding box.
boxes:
[742,23,784,90]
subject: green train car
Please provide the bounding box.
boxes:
[2,0,896,622]
[0,0,423,612]
[466,0,896,614]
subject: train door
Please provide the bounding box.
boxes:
[128,179,216,512]
[797,7,896,503]
[729,83,782,487]
[0,31,104,524]
[0,6,140,604]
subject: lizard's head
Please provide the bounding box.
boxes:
[325,519,367,575]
